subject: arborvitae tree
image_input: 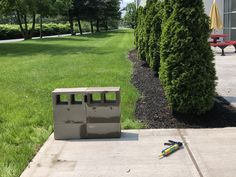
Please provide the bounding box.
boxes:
[134,0,163,71]
[147,0,163,71]
[134,7,143,49]
[159,0,216,115]
[143,0,157,65]
[137,7,146,60]
[162,0,174,25]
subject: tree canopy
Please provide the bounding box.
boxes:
[0,0,121,39]
[123,2,136,29]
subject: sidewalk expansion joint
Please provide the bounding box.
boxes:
[177,129,204,177]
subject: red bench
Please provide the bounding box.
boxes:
[211,42,231,56]
[210,41,236,56]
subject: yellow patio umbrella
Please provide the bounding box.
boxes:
[209,0,223,31]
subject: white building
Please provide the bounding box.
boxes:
[136,0,236,40]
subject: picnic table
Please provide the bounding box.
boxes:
[209,34,236,56]
[210,34,229,43]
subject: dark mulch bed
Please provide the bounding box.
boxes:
[129,49,236,128]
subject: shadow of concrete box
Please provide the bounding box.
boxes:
[52,87,121,140]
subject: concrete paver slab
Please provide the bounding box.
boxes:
[181,128,236,177]
[20,129,199,177]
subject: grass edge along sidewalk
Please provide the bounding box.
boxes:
[0,29,142,177]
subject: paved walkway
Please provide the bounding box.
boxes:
[20,129,236,177]
[214,46,236,107]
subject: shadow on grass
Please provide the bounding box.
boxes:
[32,30,131,42]
[81,29,133,38]
[0,29,131,58]
[33,37,90,42]
[0,43,110,57]
[82,32,113,39]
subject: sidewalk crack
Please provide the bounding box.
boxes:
[177,129,204,177]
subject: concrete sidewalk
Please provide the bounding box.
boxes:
[214,46,236,107]
[20,128,236,177]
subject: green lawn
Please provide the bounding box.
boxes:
[0,29,143,177]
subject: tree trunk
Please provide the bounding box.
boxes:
[23,14,32,40]
[69,11,74,35]
[16,11,25,39]
[16,11,35,40]
[40,14,43,38]
[29,13,36,39]
[77,17,83,35]
[23,15,28,31]
[90,20,94,33]
[96,20,100,32]
[105,21,108,31]
[24,15,30,40]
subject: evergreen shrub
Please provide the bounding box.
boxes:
[134,0,163,71]
[134,8,141,48]
[147,1,163,70]
[137,7,146,60]
[0,25,22,39]
[0,22,91,40]
[159,0,216,115]
[143,0,156,65]
[162,0,174,25]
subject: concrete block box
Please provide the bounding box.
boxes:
[52,87,121,140]
[86,123,121,138]
[54,123,86,140]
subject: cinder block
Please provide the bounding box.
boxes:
[52,93,86,123]
[54,105,86,123]
[54,123,86,140]
[52,87,121,139]
[86,123,121,138]
[86,106,120,120]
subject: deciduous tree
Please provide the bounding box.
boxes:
[0,0,38,39]
[123,2,136,29]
